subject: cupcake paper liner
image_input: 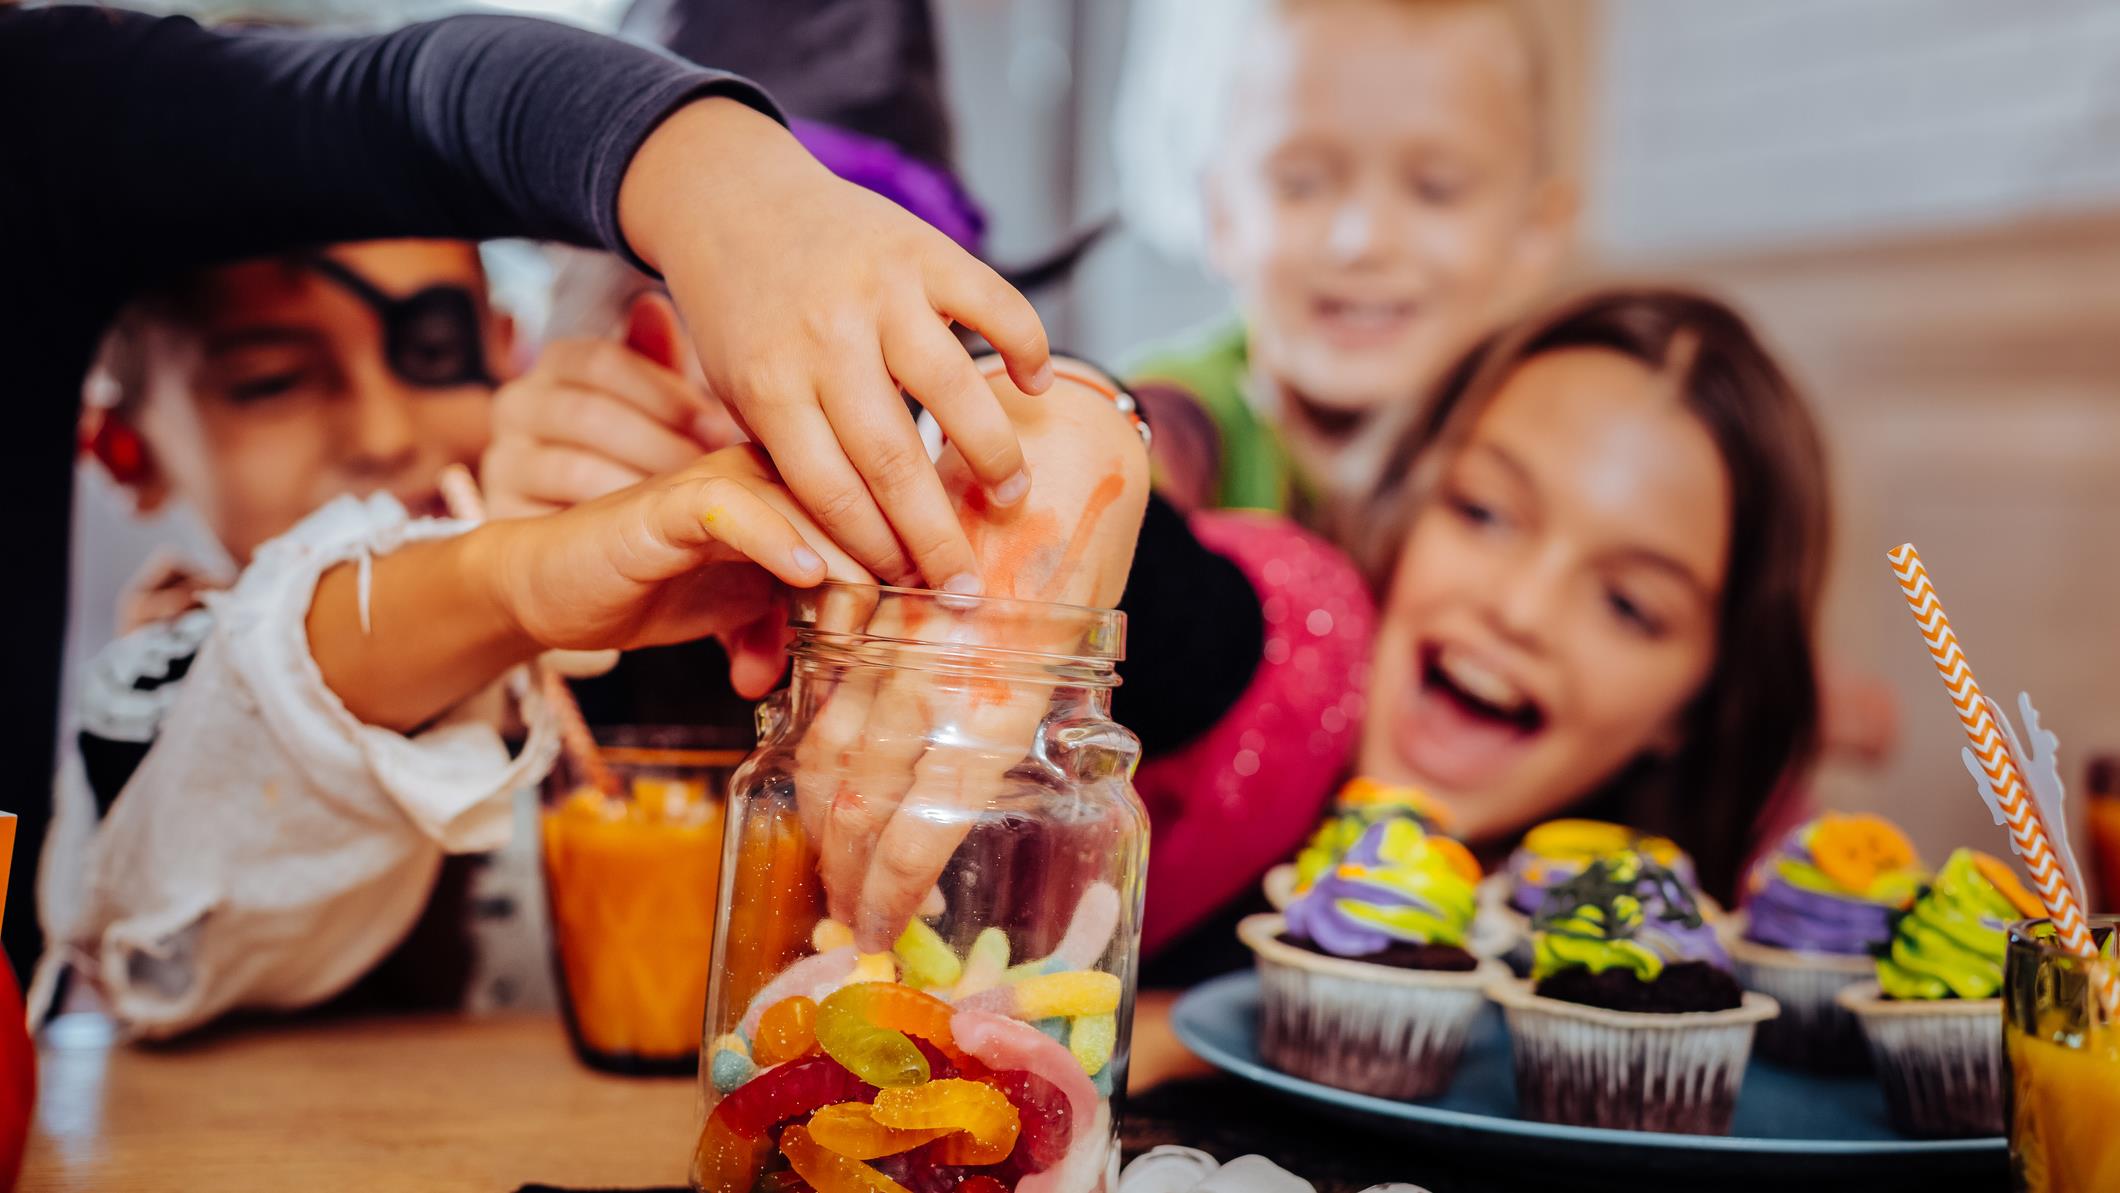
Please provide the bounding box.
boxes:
[1836,980,2003,1139]
[1726,931,1875,1072]
[1486,978,1779,1135]
[1240,913,1504,1100]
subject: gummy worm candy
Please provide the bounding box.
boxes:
[1068,1013,1115,1076]
[805,1102,952,1160]
[781,1123,913,1193]
[894,918,964,989]
[955,1178,1009,1193]
[753,995,820,1066]
[710,1054,876,1141]
[951,927,1011,1000]
[1050,883,1121,970]
[739,947,857,1036]
[1019,1102,1110,1193]
[955,971,1120,1020]
[950,1010,1095,1149]
[693,1112,769,1193]
[835,981,963,1057]
[981,1068,1074,1173]
[848,951,898,986]
[813,919,856,953]
[874,1078,1021,1166]
[817,984,932,1087]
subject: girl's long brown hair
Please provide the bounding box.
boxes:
[1358,287,1830,902]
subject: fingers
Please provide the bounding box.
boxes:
[519,338,710,434]
[924,254,1052,395]
[819,355,981,592]
[855,760,987,951]
[622,291,684,370]
[882,310,1029,504]
[512,383,707,478]
[648,471,827,588]
[747,397,918,585]
[484,441,646,511]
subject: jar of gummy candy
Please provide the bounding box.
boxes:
[693,583,1147,1193]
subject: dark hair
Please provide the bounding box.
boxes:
[1358,287,1830,902]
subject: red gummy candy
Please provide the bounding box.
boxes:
[711,1055,878,1140]
[957,1178,1010,1193]
[983,1070,1071,1173]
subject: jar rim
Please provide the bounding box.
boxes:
[2008,915,2120,957]
[788,581,1126,664]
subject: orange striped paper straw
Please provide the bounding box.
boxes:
[1889,543,2115,1016]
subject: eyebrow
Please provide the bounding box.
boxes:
[1464,442,1715,601]
[202,326,323,354]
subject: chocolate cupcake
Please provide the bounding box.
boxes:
[1730,813,1925,1070]
[1486,819,1710,973]
[1487,850,1778,1135]
[1244,817,1504,1100]
[1837,848,2041,1138]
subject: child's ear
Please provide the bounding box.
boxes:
[79,404,170,514]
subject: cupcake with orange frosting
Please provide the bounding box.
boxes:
[1242,816,1505,1099]
[1837,848,2043,1138]
[1730,812,1926,1069]
[1264,777,1454,910]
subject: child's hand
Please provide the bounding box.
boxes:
[482,294,741,519]
[618,99,1054,595]
[311,445,870,732]
[789,360,1151,948]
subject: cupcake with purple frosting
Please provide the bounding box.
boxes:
[1482,819,1704,973]
[1242,818,1506,1100]
[1730,812,1925,1070]
[1486,849,1779,1134]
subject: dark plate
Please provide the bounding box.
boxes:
[1170,971,2006,1184]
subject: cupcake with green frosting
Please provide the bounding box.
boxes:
[1837,848,2042,1138]
[1486,850,1780,1135]
[1264,777,1454,910]
[1242,817,1506,1100]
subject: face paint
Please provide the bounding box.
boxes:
[302,254,495,389]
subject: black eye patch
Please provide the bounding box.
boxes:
[302,254,495,389]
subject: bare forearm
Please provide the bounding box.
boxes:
[306,528,537,733]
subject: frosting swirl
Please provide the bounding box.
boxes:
[1530,849,1729,982]
[1292,778,1453,894]
[1505,819,1694,916]
[1877,848,2043,1000]
[1743,813,1925,955]
[1285,818,1481,957]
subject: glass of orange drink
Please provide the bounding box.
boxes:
[2005,916,2120,1193]
[540,726,747,1074]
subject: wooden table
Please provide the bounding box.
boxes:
[22,1012,700,1192]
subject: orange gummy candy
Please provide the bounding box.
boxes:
[830,981,963,1058]
[754,995,820,1066]
[692,1113,768,1193]
[874,1078,1021,1166]
[805,1101,952,1160]
[780,1124,912,1193]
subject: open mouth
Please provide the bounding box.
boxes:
[1313,297,1418,343]
[1388,641,1546,790]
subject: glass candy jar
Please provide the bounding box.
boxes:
[2005,916,2120,1192]
[692,584,1148,1193]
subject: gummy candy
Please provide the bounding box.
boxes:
[693,1111,769,1193]
[957,971,1119,1021]
[817,984,933,1088]
[874,1079,1021,1166]
[806,1102,953,1160]
[895,919,964,989]
[740,948,857,1036]
[1090,1067,1113,1097]
[711,1054,876,1140]
[1068,1013,1114,1076]
[781,1123,913,1193]
[956,1178,1009,1193]
[951,928,1011,999]
[982,1069,1073,1173]
[1019,1103,1110,1193]
[814,919,856,953]
[839,982,962,1056]
[710,1045,757,1094]
[950,1011,1095,1150]
[757,1170,819,1193]
[754,995,821,1066]
[1030,1018,1069,1046]
[850,951,899,986]
[1050,883,1121,970]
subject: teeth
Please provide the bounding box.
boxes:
[1437,649,1524,712]
[1323,300,1412,329]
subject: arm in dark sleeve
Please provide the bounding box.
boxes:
[3,7,777,289]
[1112,493,1265,758]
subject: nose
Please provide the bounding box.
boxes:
[1484,543,1567,652]
[1324,179,1405,266]
[340,380,421,481]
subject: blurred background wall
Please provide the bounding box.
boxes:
[69,0,2120,869]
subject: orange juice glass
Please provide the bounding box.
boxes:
[541,726,747,1074]
[2005,916,2120,1193]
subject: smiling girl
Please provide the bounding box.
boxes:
[1353,288,1829,902]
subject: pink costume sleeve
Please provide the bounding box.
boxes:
[1130,511,1375,958]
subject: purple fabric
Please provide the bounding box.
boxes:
[1744,874,1895,955]
[791,118,986,252]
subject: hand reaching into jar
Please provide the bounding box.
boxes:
[791,358,1151,949]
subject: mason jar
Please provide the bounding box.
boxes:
[692,584,1148,1193]
[2004,915,2119,1192]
